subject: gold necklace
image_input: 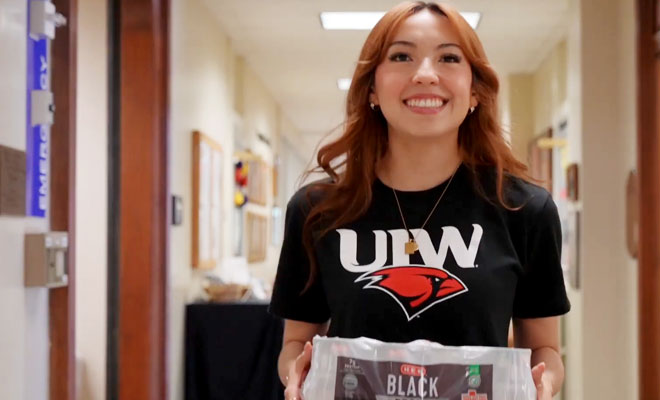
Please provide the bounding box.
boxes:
[391,166,459,255]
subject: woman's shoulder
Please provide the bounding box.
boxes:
[505,174,553,215]
[471,165,553,217]
[287,176,335,214]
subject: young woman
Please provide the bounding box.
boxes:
[269,2,570,399]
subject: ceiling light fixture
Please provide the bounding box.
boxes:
[320,11,481,30]
[337,78,352,91]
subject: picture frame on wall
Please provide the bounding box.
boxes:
[272,155,280,199]
[246,211,268,263]
[192,130,224,269]
[233,150,270,206]
[528,128,553,194]
[566,163,579,202]
[246,158,269,206]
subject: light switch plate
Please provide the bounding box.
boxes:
[172,195,183,226]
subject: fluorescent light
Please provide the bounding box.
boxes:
[460,12,481,30]
[320,11,481,30]
[337,78,352,91]
[321,12,385,30]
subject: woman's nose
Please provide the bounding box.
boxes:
[413,58,439,85]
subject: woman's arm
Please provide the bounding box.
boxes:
[513,316,564,397]
[278,319,329,386]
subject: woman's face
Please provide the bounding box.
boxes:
[370,9,477,140]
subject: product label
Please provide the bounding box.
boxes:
[334,356,492,400]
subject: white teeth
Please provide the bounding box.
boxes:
[405,98,445,108]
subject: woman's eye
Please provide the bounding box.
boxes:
[388,53,411,62]
[441,54,461,63]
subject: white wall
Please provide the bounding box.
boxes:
[75,0,108,398]
[0,0,49,399]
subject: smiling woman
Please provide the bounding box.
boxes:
[268,2,570,400]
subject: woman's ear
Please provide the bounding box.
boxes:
[369,92,379,106]
[470,91,478,109]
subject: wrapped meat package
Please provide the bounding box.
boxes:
[302,336,536,400]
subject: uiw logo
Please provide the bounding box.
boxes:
[336,225,483,272]
[336,225,483,320]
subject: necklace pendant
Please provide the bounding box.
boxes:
[405,239,419,255]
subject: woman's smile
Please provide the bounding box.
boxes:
[403,97,449,114]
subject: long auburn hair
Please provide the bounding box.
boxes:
[300,1,529,291]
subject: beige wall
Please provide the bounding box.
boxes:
[278,116,310,206]
[498,74,512,146]
[562,1,584,394]
[169,1,309,398]
[507,74,535,165]
[533,41,568,136]
[75,0,108,398]
[170,1,236,398]
[505,40,568,167]
[239,65,287,284]
[504,1,639,395]
[552,0,639,399]
[0,0,50,398]
[577,0,638,398]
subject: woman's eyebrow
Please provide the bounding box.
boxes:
[388,40,461,50]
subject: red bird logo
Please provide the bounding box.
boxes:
[356,266,468,320]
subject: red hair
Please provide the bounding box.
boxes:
[300,1,529,290]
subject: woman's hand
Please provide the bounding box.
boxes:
[531,362,553,400]
[284,341,313,400]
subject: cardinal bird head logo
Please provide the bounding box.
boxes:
[356,266,468,321]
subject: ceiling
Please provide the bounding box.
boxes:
[202,0,570,138]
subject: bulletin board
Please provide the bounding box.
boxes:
[192,130,224,269]
[245,211,268,263]
[528,127,553,193]
[246,158,269,206]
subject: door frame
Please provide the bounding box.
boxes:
[636,0,660,397]
[107,0,170,398]
[50,0,77,399]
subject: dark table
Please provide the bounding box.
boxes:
[185,301,285,400]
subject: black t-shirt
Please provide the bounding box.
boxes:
[269,164,570,347]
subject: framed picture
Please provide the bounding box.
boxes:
[272,156,279,199]
[528,128,553,193]
[233,151,270,206]
[246,158,269,206]
[246,211,268,263]
[192,130,223,269]
[566,163,579,202]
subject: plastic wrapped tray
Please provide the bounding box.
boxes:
[302,336,536,400]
